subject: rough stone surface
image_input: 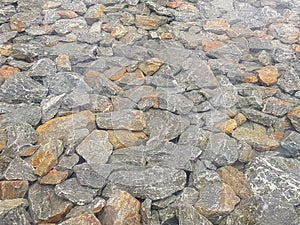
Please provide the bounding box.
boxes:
[0,180,29,200]
[287,106,300,132]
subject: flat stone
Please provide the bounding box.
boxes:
[287,106,300,132]
[115,69,145,86]
[241,108,278,127]
[257,65,280,85]
[96,110,146,131]
[202,40,224,52]
[59,214,102,225]
[280,131,300,157]
[38,169,69,185]
[100,190,141,225]
[108,130,148,149]
[262,97,291,117]
[0,180,28,200]
[0,198,31,225]
[28,58,56,77]
[57,154,79,171]
[56,10,78,19]
[158,93,194,115]
[232,123,279,151]
[56,55,72,72]
[269,23,300,44]
[120,85,155,103]
[277,64,300,93]
[29,183,73,223]
[84,4,105,25]
[55,178,98,205]
[4,157,37,182]
[135,15,168,30]
[0,72,48,103]
[177,206,213,225]
[138,58,164,76]
[203,18,230,34]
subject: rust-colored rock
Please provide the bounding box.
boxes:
[138,58,164,76]
[215,119,237,134]
[0,45,13,57]
[239,143,255,163]
[217,166,253,199]
[56,55,72,72]
[243,74,258,83]
[0,180,29,200]
[234,113,247,126]
[201,40,224,52]
[43,1,62,9]
[257,65,280,85]
[166,0,183,9]
[38,169,69,185]
[160,32,173,40]
[100,190,141,225]
[287,106,300,132]
[111,25,128,39]
[0,65,20,79]
[203,18,230,34]
[59,214,102,225]
[108,130,148,150]
[135,15,167,30]
[56,10,78,19]
[109,67,127,81]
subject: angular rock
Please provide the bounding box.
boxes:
[53,17,87,35]
[56,55,72,72]
[29,183,73,223]
[277,65,300,93]
[4,157,37,182]
[84,4,105,24]
[287,106,300,132]
[66,197,105,218]
[269,23,300,44]
[257,65,280,85]
[135,15,168,30]
[38,169,68,185]
[0,180,29,200]
[158,93,194,115]
[108,130,148,149]
[203,18,230,34]
[262,97,291,117]
[206,44,242,62]
[59,214,102,225]
[28,58,56,77]
[115,69,145,86]
[177,206,213,225]
[12,42,44,62]
[100,190,141,225]
[0,65,20,79]
[41,94,64,123]
[280,131,300,157]
[55,178,98,205]
[138,58,164,76]
[10,11,42,32]
[0,44,12,57]
[57,154,80,171]
[111,25,128,39]
[120,85,155,103]
[241,108,277,127]
[96,110,146,131]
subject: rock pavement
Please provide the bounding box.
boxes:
[0,0,300,224]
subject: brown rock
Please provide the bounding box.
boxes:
[292,44,300,53]
[234,113,247,126]
[0,65,20,79]
[0,180,29,200]
[201,40,224,52]
[203,18,230,34]
[43,1,62,9]
[287,106,300,132]
[215,119,237,134]
[0,45,13,57]
[38,169,69,185]
[84,70,101,87]
[56,10,79,19]
[100,190,141,225]
[166,0,183,9]
[217,166,253,199]
[111,25,128,39]
[138,58,164,76]
[59,214,102,225]
[56,55,72,72]
[257,65,280,85]
[108,67,127,81]
[243,74,258,83]
[238,143,255,163]
[108,130,148,150]
[135,15,167,30]
[232,124,279,151]
[116,69,145,86]
[161,32,172,40]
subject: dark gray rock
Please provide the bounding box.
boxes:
[62,1,87,15]
[41,94,64,123]
[141,199,160,225]
[0,199,31,225]
[61,88,91,110]
[280,131,300,157]
[241,108,278,127]
[93,75,123,96]
[57,153,80,171]
[0,155,11,180]
[0,31,17,44]
[119,85,155,103]
[55,178,98,205]
[177,206,213,225]
[42,9,60,24]
[262,97,291,117]
[29,183,73,223]
[247,37,273,51]
[4,157,37,181]
[77,30,102,44]
[206,44,243,62]
[12,42,44,62]
[158,93,194,115]
[246,155,300,206]
[112,96,137,111]
[27,58,57,77]
[0,73,48,103]
[277,64,300,93]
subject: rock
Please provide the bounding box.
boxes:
[206,44,242,62]
[202,132,240,166]
[120,85,155,103]
[38,169,68,185]
[280,131,300,157]
[269,23,300,44]
[247,37,273,51]
[115,69,145,86]
[215,119,238,134]
[61,1,87,15]
[12,42,44,62]
[220,196,298,225]
[76,130,113,164]
[241,108,277,127]
[66,197,105,218]
[29,183,73,223]
[287,106,300,132]
[217,166,253,199]
[57,154,80,171]
[144,109,190,141]
[10,11,42,32]
[0,72,48,103]
[93,75,123,96]
[246,155,300,206]
[111,25,128,39]
[202,40,224,52]
[203,18,230,34]
[108,130,148,149]
[55,178,98,205]
[86,94,113,113]
[0,180,29,200]
[257,65,280,85]
[84,4,105,25]
[43,1,62,9]
[232,123,279,151]
[158,93,194,115]
[0,44,12,57]
[0,65,20,79]
[96,110,146,131]
[41,94,64,123]
[135,15,168,30]
[59,214,102,225]
[61,88,90,110]
[138,58,164,76]
[0,198,31,225]
[107,166,186,200]
[28,58,56,77]
[99,190,141,225]
[166,0,183,9]
[262,97,291,117]
[177,206,214,225]
[4,157,37,182]
[277,64,300,93]
[56,55,72,72]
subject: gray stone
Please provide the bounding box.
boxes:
[27,58,57,77]
[62,1,87,15]
[146,1,174,17]
[277,64,300,93]
[246,155,300,206]
[42,9,60,24]
[12,42,44,62]
[96,110,146,131]
[206,44,243,62]
[280,131,300,157]
[177,206,213,225]
[53,17,88,35]
[41,94,65,123]
[111,96,136,111]
[152,195,177,209]
[0,31,17,44]
[4,157,37,181]
[57,154,80,171]
[77,30,101,44]
[120,85,155,103]
[126,0,139,6]
[241,108,278,127]
[107,166,186,200]
[93,75,123,96]
[61,89,91,110]
[84,4,105,25]
[0,72,48,103]
[76,130,113,164]
[269,23,300,44]
[262,97,291,117]
[144,109,190,141]
[0,199,31,225]
[55,178,98,205]
[178,125,208,148]
[158,93,194,115]
[202,132,240,166]
[192,101,213,112]
[29,183,73,223]
[0,156,11,180]
[247,37,273,51]
[86,94,113,113]
[10,11,42,32]
[141,199,160,225]
[220,196,298,225]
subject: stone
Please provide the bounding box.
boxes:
[57,154,79,171]
[100,190,141,225]
[38,169,69,185]
[120,85,155,103]
[144,109,190,141]
[0,72,48,103]
[93,75,123,96]
[107,166,186,200]
[108,130,148,149]
[59,214,102,225]
[10,11,42,32]
[161,32,172,40]
[138,58,164,76]
[41,94,64,123]
[262,97,291,117]
[28,58,57,77]
[217,166,253,199]
[76,130,112,164]
[86,94,113,113]
[55,178,98,205]
[0,44,12,57]
[0,65,20,79]
[277,64,300,93]
[115,69,145,86]
[202,132,240,167]
[257,65,280,85]
[12,42,44,62]
[84,4,105,25]
[201,40,224,52]
[52,17,87,35]
[0,180,29,200]
[61,89,90,110]
[177,206,213,225]
[0,198,31,225]
[66,197,105,218]
[166,0,183,9]
[61,1,87,15]
[111,25,128,39]
[0,156,11,180]
[269,23,300,44]
[56,10,78,19]
[126,0,139,6]
[4,157,37,182]
[29,183,73,223]
[232,123,279,151]
[287,106,300,132]
[135,15,168,30]
[96,110,146,131]
[220,196,298,225]
[158,93,194,115]
[43,1,62,9]
[56,55,72,72]
[203,18,230,34]
[280,131,300,157]
[206,44,242,62]
[215,119,238,134]
[241,108,277,127]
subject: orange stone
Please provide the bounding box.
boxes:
[0,180,29,200]
[243,74,258,83]
[160,32,172,40]
[56,54,71,71]
[0,65,20,79]
[60,214,102,225]
[292,44,300,53]
[109,68,127,81]
[138,58,164,76]
[56,10,78,19]
[38,169,69,185]
[43,1,62,9]
[108,130,148,150]
[234,113,247,125]
[166,0,183,9]
[32,147,59,177]
[257,65,280,85]
[287,106,300,132]
[203,18,230,33]
[269,132,285,142]
[0,45,13,57]
[9,19,25,32]
[201,40,224,52]
[215,119,238,134]
[135,15,166,30]
[111,25,128,39]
